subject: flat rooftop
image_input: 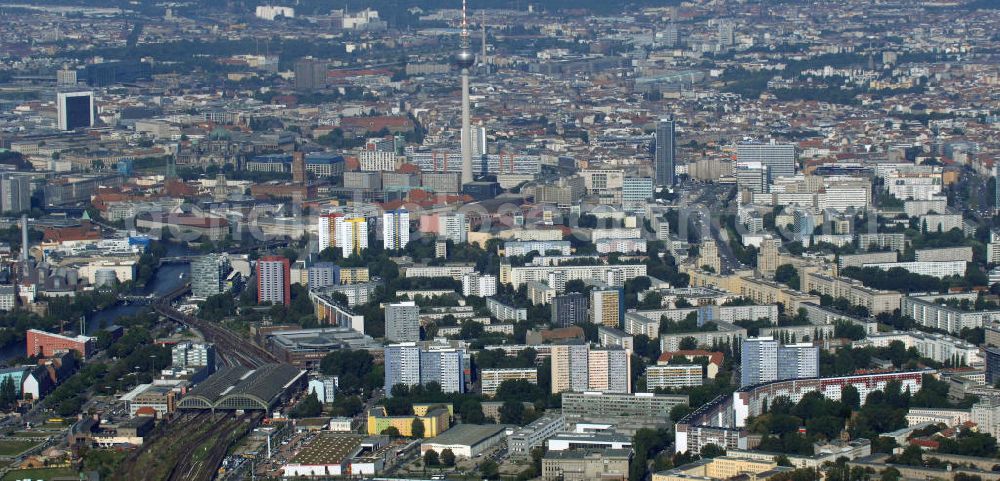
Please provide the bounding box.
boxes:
[291,433,363,466]
[423,424,506,447]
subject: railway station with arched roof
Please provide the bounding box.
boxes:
[177,364,306,412]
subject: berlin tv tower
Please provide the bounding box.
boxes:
[454,0,475,186]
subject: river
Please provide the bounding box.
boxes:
[0,243,195,362]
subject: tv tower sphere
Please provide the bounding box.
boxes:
[454,48,475,70]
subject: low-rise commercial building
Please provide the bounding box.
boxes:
[366,404,451,438]
[509,411,566,457]
[420,424,506,458]
[541,448,631,481]
[561,391,688,434]
[653,456,786,481]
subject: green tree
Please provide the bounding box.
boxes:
[441,448,456,467]
[381,426,401,437]
[880,467,901,481]
[500,400,525,425]
[290,392,322,418]
[840,384,860,410]
[679,336,699,350]
[0,376,16,410]
[480,459,500,480]
[411,418,426,438]
[460,398,486,424]
[700,443,725,458]
[423,449,439,466]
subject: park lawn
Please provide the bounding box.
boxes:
[1,467,76,481]
[0,440,40,456]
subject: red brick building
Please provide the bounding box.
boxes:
[26,329,95,359]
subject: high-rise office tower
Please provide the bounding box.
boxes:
[0,173,31,214]
[655,115,676,187]
[335,216,368,256]
[550,342,591,394]
[454,0,475,186]
[317,213,340,252]
[741,337,819,387]
[191,254,231,299]
[987,347,1000,386]
[551,293,588,327]
[438,212,467,243]
[383,209,410,250]
[385,301,420,343]
[588,347,631,393]
[57,91,94,131]
[737,141,796,181]
[256,256,291,305]
[591,288,623,328]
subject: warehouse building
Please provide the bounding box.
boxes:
[420,424,507,458]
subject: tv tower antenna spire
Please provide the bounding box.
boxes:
[454,0,475,187]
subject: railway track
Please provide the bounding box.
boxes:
[152,285,277,368]
[165,412,261,481]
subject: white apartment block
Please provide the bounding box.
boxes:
[906,408,971,427]
[487,298,528,322]
[988,232,1000,264]
[901,294,1000,333]
[438,212,467,243]
[334,217,368,256]
[595,238,647,254]
[591,228,642,241]
[905,196,948,217]
[817,186,870,212]
[645,365,703,390]
[853,330,981,366]
[920,214,963,232]
[886,174,942,200]
[624,313,660,339]
[504,240,572,257]
[861,260,967,279]
[527,281,557,305]
[359,150,398,172]
[462,273,498,297]
[597,326,634,351]
[480,368,538,397]
[383,210,410,250]
[973,399,1000,440]
[405,264,475,280]
[914,247,973,263]
[503,264,647,289]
